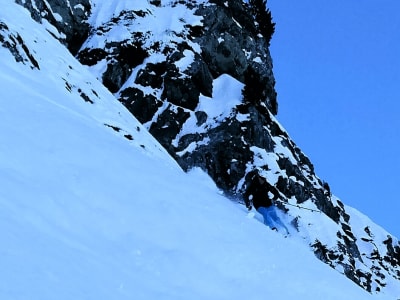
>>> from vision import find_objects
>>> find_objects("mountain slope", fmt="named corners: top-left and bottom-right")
top-left (71, 0), bottom-right (400, 294)
top-left (0, 2), bottom-right (385, 299)
top-left (2, 0), bottom-right (400, 298)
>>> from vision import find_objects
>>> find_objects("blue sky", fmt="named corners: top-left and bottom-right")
top-left (268, 1), bottom-right (400, 238)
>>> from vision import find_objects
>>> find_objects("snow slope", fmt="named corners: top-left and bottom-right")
top-left (0, 1), bottom-right (397, 299)
top-left (76, 0), bottom-right (400, 294)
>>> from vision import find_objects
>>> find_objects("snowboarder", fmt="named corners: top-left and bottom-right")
top-left (244, 173), bottom-right (289, 235)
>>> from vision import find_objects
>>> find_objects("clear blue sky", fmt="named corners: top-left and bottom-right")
top-left (268, 1), bottom-right (400, 238)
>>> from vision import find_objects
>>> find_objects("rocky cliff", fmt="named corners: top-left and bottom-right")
top-left (10, 0), bottom-right (400, 295)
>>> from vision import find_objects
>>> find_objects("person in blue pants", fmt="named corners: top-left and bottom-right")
top-left (244, 172), bottom-right (289, 235)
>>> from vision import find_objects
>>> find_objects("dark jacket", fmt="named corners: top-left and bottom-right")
top-left (245, 178), bottom-right (280, 210)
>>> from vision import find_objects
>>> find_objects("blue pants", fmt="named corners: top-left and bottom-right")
top-left (257, 206), bottom-right (289, 234)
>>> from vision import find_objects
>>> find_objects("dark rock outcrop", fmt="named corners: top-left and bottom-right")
top-left (15, 0), bottom-right (91, 54)
top-left (0, 21), bottom-right (40, 69)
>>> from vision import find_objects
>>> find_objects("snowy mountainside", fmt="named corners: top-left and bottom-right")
top-left (0, 2), bottom-right (387, 299)
top-left (0, 2), bottom-right (170, 164)
top-left (72, 0), bottom-right (400, 294)
top-left (3, 0), bottom-right (400, 297)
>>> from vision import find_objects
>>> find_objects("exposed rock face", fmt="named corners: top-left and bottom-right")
top-left (15, 0), bottom-right (400, 294)
top-left (15, 0), bottom-right (91, 54)
top-left (0, 21), bottom-right (40, 69)
top-left (77, 0), bottom-right (278, 190)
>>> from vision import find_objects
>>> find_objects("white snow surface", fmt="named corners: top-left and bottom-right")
top-left (0, 1), bottom-right (398, 299)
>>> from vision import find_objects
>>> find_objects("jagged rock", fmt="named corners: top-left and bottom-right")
top-left (161, 62), bottom-right (201, 110)
top-left (149, 105), bottom-right (191, 154)
top-left (0, 22), bottom-right (40, 69)
top-left (120, 88), bottom-right (162, 124)
top-left (190, 55), bottom-right (214, 97)
top-left (135, 62), bottom-right (167, 90)
top-left (15, 0), bottom-right (91, 54)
